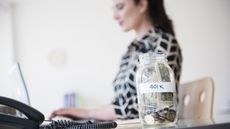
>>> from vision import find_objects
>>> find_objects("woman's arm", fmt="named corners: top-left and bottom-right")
top-left (49, 105), bottom-right (117, 121)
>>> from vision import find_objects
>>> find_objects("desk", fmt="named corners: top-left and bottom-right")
top-left (115, 116), bottom-right (230, 129)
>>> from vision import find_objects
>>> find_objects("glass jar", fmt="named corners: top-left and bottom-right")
top-left (136, 52), bottom-right (178, 128)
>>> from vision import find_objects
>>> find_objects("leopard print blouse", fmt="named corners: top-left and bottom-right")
top-left (112, 28), bottom-right (182, 119)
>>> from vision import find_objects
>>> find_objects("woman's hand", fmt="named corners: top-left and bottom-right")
top-left (49, 108), bottom-right (91, 120)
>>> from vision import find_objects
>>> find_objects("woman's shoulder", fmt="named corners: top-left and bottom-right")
top-left (147, 28), bottom-right (180, 47)
top-left (140, 28), bottom-right (181, 56)
top-left (153, 27), bottom-right (176, 42)
top-left (128, 27), bottom-right (180, 53)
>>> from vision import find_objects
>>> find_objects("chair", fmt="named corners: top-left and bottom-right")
top-left (178, 77), bottom-right (215, 122)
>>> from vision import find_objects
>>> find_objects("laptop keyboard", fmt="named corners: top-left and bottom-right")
top-left (39, 120), bottom-right (117, 129)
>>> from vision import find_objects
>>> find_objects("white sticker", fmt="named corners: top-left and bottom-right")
top-left (139, 82), bottom-right (175, 94)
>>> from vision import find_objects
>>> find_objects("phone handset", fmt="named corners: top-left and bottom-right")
top-left (0, 96), bottom-right (44, 124)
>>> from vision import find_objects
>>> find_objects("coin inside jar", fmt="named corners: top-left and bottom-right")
top-left (167, 109), bottom-right (176, 122)
top-left (144, 114), bottom-right (155, 125)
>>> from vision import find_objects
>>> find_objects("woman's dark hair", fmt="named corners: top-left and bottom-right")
top-left (134, 0), bottom-right (175, 36)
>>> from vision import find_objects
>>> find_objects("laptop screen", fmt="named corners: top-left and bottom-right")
top-left (8, 63), bottom-right (31, 105)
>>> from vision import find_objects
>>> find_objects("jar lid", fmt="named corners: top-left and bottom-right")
top-left (139, 52), bottom-right (167, 65)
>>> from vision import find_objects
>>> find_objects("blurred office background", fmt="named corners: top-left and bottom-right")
top-left (0, 0), bottom-right (230, 120)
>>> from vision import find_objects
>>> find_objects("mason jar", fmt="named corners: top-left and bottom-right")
top-left (136, 52), bottom-right (178, 128)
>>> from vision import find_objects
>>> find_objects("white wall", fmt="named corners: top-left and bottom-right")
top-left (165, 0), bottom-right (230, 120)
top-left (11, 0), bottom-right (134, 118)
top-left (8, 0), bottom-right (230, 119)
top-left (0, 0), bottom-right (14, 96)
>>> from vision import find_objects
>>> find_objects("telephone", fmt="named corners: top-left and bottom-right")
top-left (0, 96), bottom-right (117, 129)
top-left (0, 96), bottom-right (44, 129)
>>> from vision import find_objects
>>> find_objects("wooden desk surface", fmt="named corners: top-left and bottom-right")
top-left (114, 117), bottom-right (230, 129)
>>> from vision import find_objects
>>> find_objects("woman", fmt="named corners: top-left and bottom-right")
top-left (50, 0), bottom-right (182, 120)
